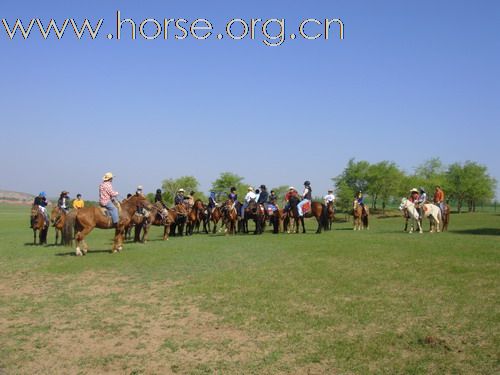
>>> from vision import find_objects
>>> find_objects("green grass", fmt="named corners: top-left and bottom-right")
top-left (0, 203), bottom-right (498, 374)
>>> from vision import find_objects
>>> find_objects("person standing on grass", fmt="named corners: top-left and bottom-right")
top-left (434, 185), bottom-right (445, 213)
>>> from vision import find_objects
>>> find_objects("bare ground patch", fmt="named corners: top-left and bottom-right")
top-left (0, 271), bottom-right (291, 374)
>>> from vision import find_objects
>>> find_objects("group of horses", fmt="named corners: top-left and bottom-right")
top-left (30, 194), bottom-right (335, 255)
top-left (28, 194), bottom-right (449, 255)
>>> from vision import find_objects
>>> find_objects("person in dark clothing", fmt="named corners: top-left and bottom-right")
top-left (228, 187), bottom-right (238, 202)
top-left (32, 192), bottom-right (49, 228)
top-left (207, 191), bottom-right (218, 220)
top-left (155, 189), bottom-right (167, 208)
top-left (269, 190), bottom-right (278, 205)
top-left (257, 185), bottom-right (269, 204)
top-left (57, 191), bottom-right (70, 212)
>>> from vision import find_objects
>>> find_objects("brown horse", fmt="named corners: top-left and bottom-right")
top-left (288, 196), bottom-right (329, 234)
top-left (169, 203), bottom-right (188, 237)
top-left (134, 202), bottom-right (175, 242)
top-left (326, 201), bottom-right (335, 230)
top-left (208, 206), bottom-right (223, 234)
top-left (440, 203), bottom-right (450, 231)
top-left (30, 205), bottom-right (48, 245)
top-left (221, 200), bottom-right (238, 235)
top-left (186, 199), bottom-right (205, 235)
top-left (353, 200), bottom-right (369, 230)
top-left (240, 201), bottom-right (265, 235)
top-left (264, 204), bottom-right (282, 234)
top-left (73, 195), bottom-right (152, 255)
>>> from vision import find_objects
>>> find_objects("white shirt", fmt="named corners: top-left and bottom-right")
top-left (245, 191), bottom-right (257, 203)
top-left (324, 194), bottom-right (335, 203)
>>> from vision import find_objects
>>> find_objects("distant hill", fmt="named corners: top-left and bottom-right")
top-left (0, 190), bottom-right (35, 205)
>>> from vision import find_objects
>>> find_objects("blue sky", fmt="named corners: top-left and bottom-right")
top-left (1, 1), bottom-right (499, 200)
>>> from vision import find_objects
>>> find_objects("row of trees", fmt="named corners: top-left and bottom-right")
top-left (333, 158), bottom-right (497, 213)
top-left (148, 158), bottom-right (496, 215)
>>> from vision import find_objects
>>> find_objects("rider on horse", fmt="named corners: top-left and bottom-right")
top-left (57, 191), bottom-right (70, 213)
top-left (324, 189), bottom-right (335, 206)
top-left (297, 181), bottom-right (312, 217)
top-left (257, 185), bottom-right (269, 213)
top-left (207, 191), bottom-right (218, 220)
top-left (185, 191), bottom-right (195, 209)
top-left (135, 185), bottom-right (145, 197)
top-left (174, 188), bottom-right (185, 205)
top-left (284, 187), bottom-right (298, 213)
top-left (99, 172), bottom-right (119, 227)
top-left (355, 191), bottom-right (367, 215)
top-left (32, 191), bottom-right (49, 228)
top-left (409, 188), bottom-right (421, 217)
top-left (241, 186), bottom-right (256, 219)
top-left (155, 189), bottom-right (167, 208)
top-left (228, 187), bottom-right (238, 210)
top-left (434, 185), bottom-right (445, 214)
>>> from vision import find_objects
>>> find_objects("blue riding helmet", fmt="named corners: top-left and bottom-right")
top-left (39, 192), bottom-right (46, 197)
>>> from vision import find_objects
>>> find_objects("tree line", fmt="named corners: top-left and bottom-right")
top-left (149, 158), bottom-right (496, 214)
top-left (333, 158), bottom-right (497, 214)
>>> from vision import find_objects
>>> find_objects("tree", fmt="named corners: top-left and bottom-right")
top-left (412, 157), bottom-right (446, 192)
top-left (333, 158), bottom-right (370, 194)
top-left (211, 172), bottom-right (246, 200)
top-left (162, 176), bottom-right (200, 205)
top-left (333, 179), bottom-right (355, 214)
top-left (366, 161), bottom-right (405, 212)
top-left (446, 161), bottom-right (497, 212)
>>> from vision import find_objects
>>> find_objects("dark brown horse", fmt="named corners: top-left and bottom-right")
top-left (50, 207), bottom-right (75, 246)
top-left (288, 196), bottom-right (329, 234)
top-left (72, 195), bottom-right (152, 255)
top-left (326, 201), bottom-right (335, 230)
top-left (30, 205), bottom-right (48, 245)
top-left (240, 201), bottom-right (265, 235)
top-left (169, 203), bottom-right (188, 237)
top-left (440, 203), bottom-right (450, 232)
top-left (186, 199), bottom-right (206, 235)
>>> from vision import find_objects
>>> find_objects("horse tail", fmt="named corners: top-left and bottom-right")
top-left (62, 211), bottom-right (76, 247)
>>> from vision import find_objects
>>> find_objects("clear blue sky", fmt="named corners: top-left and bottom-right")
top-left (1, 0), bottom-right (499, 200)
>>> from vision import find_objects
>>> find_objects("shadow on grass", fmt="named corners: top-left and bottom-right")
top-left (451, 228), bottom-right (500, 236)
top-left (55, 249), bottom-right (112, 256)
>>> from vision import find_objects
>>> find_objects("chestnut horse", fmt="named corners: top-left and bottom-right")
top-left (208, 206), bottom-right (223, 234)
top-left (186, 199), bottom-right (205, 235)
top-left (353, 200), bottom-right (369, 230)
top-left (73, 195), bottom-right (151, 255)
top-left (288, 196), bottom-right (329, 234)
top-left (30, 205), bottom-right (48, 245)
top-left (240, 201), bottom-right (264, 235)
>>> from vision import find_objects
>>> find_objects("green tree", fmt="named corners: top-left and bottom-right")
top-left (162, 176), bottom-right (200, 205)
top-left (333, 158), bottom-right (371, 193)
top-left (211, 172), bottom-right (246, 200)
top-left (333, 179), bottom-right (355, 214)
top-left (411, 157), bottom-right (446, 193)
top-left (446, 161), bottom-right (497, 213)
top-left (366, 161), bottom-right (405, 212)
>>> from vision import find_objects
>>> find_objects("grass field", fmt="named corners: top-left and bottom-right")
top-left (0, 204), bottom-right (499, 374)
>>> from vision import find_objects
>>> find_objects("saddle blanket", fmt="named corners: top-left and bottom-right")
top-left (302, 201), bottom-right (311, 214)
top-left (267, 204), bottom-right (278, 215)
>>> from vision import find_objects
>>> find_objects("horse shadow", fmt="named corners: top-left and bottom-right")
top-left (55, 249), bottom-right (114, 256)
top-left (451, 228), bottom-right (500, 236)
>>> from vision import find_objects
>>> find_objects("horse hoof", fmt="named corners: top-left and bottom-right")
top-left (118, 246), bottom-right (123, 252)
top-left (75, 247), bottom-right (82, 256)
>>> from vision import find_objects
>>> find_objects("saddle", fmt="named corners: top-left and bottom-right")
top-left (99, 201), bottom-right (122, 218)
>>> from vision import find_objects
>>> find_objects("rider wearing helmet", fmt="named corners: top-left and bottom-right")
top-left (32, 191), bottom-right (49, 228)
top-left (297, 181), bottom-right (312, 217)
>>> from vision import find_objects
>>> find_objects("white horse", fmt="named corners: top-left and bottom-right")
top-left (399, 198), bottom-right (441, 233)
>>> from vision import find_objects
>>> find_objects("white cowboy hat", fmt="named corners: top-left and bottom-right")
top-left (247, 186), bottom-right (254, 191)
top-left (410, 188), bottom-right (418, 193)
top-left (137, 185), bottom-right (143, 190)
top-left (178, 188), bottom-right (185, 193)
top-left (102, 172), bottom-right (114, 181)
top-left (288, 186), bottom-right (296, 191)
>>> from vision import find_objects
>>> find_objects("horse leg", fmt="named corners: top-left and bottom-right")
top-left (75, 226), bottom-right (93, 256)
top-left (316, 217), bottom-right (322, 234)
